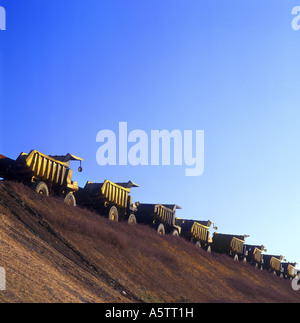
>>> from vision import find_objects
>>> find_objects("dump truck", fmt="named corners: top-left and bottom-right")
top-left (262, 255), bottom-right (284, 275)
top-left (135, 203), bottom-right (182, 236)
top-left (0, 150), bottom-right (83, 206)
top-left (211, 233), bottom-right (248, 261)
top-left (176, 219), bottom-right (216, 251)
top-left (74, 180), bottom-right (139, 223)
top-left (243, 244), bottom-right (265, 268)
top-left (280, 262), bottom-right (297, 279)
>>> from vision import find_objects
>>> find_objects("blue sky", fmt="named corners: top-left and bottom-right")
top-left (0, 0), bottom-right (300, 268)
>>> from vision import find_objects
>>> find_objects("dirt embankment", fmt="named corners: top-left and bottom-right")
top-left (0, 181), bottom-right (299, 303)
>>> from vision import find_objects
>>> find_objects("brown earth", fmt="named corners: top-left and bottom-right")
top-left (0, 181), bottom-right (299, 303)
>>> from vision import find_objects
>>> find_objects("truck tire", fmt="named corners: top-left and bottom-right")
top-left (195, 241), bottom-right (201, 248)
top-left (128, 214), bottom-right (137, 225)
top-left (157, 223), bottom-right (165, 235)
top-left (32, 181), bottom-right (49, 196)
top-left (64, 192), bottom-right (76, 207)
top-left (108, 206), bottom-right (119, 222)
top-left (171, 229), bottom-right (179, 237)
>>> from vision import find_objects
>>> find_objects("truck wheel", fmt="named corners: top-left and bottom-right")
top-left (128, 214), bottom-right (137, 225)
top-left (172, 229), bottom-right (179, 237)
top-left (157, 223), bottom-right (165, 235)
top-left (64, 192), bottom-right (76, 207)
top-left (195, 241), bottom-right (201, 248)
top-left (32, 181), bottom-right (49, 196)
top-left (108, 206), bottom-right (119, 222)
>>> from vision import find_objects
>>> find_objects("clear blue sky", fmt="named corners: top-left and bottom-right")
top-left (0, 0), bottom-right (300, 268)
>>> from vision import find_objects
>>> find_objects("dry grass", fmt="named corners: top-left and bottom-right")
top-left (0, 181), bottom-right (299, 303)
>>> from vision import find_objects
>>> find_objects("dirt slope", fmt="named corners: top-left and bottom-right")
top-left (0, 181), bottom-right (299, 303)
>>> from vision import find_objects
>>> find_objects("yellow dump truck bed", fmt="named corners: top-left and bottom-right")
top-left (136, 203), bottom-right (182, 234)
top-left (270, 257), bottom-right (282, 272)
top-left (176, 219), bottom-right (212, 244)
top-left (137, 204), bottom-right (179, 226)
top-left (191, 222), bottom-right (210, 242)
top-left (230, 237), bottom-right (245, 255)
top-left (253, 248), bottom-right (263, 263)
top-left (83, 180), bottom-right (131, 209)
top-left (75, 180), bottom-right (138, 211)
top-left (0, 150), bottom-right (82, 191)
top-left (263, 255), bottom-right (283, 272)
top-left (154, 204), bottom-right (177, 226)
top-left (212, 233), bottom-right (246, 255)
